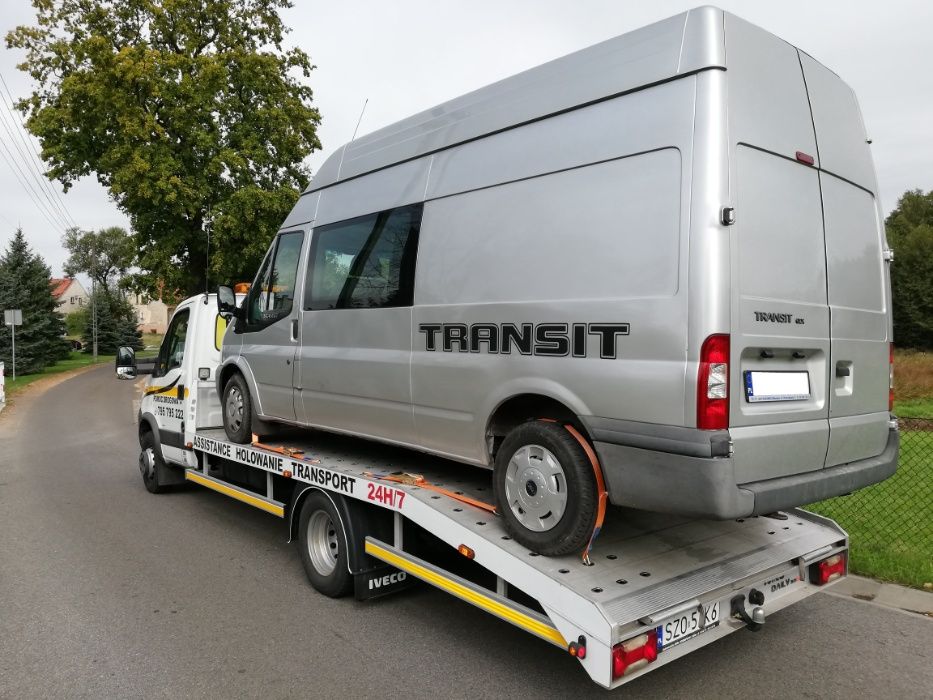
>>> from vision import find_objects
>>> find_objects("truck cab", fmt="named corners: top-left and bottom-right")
top-left (118, 293), bottom-right (237, 486)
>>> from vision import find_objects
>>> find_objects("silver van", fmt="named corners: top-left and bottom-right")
top-left (216, 6), bottom-right (899, 555)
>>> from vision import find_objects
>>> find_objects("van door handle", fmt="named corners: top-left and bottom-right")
top-left (291, 319), bottom-right (299, 341)
top-left (836, 365), bottom-right (850, 377)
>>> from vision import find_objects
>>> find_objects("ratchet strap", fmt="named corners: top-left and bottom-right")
top-left (562, 424), bottom-right (609, 566)
top-left (365, 471), bottom-right (499, 515)
top-left (252, 424), bottom-right (607, 563)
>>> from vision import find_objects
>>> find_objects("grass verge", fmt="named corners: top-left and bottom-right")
top-left (2, 351), bottom-right (115, 399)
top-left (138, 332), bottom-right (164, 358)
top-left (806, 429), bottom-right (933, 589)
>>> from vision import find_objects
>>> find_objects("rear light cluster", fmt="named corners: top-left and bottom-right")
top-left (697, 334), bottom-right (730, 430)
top-left (889, 343), bottom-right (895, 412)
top-left (810, 552), bottom-right (846, 585)
top-left (612, 630), bottom-right (658, 679)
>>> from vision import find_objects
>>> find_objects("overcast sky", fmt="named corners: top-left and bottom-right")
top-left (0, 0), bottom-right (930, 277)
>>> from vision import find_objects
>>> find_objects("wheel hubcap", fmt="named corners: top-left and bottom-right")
top-left (503, 444), bottom-right (568, 532)
top-left (307, 510), bottom-right (339, 576)
top-left (139, 447), bottom-right (155, 480)
top-left (226, 386), bottom-right (244, 432)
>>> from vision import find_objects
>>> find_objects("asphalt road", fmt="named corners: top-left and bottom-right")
top-left (1, 365), bottom-right (931, 699)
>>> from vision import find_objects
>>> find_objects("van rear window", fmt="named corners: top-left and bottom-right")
top-left (305, 203), bottom-right (422, 310)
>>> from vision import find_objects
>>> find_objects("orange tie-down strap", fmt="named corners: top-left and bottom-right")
top-left (563, 424), bottom-right (609, 566)
top-left (364, 471), bottom-right (499, 515)
top-left (252, 424), bottom-right (608, 562)
top-left (252, 436), bottom-right (310, 460)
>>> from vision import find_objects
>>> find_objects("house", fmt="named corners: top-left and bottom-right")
top-left (50, 277), bottom-right (90, 314)
top-left (129, 293), bottom-right (171, 334)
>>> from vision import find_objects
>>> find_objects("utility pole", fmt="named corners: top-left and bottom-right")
top-left (91, 280), bottom-right (98, 363)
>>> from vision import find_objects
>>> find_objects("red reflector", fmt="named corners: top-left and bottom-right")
top-left (568, 636), bottom-right (587, 659)
top-left (612, 630), bottom-right (658, 679)
top-left (697, 334), bottom-right (730, 430)
top-left (817, 553), bottom-right (846, 584)
top-left (795, 151), bottom-right (815, 165)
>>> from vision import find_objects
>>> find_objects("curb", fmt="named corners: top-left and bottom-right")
top-left (826, 574), bottom-right (933, 617)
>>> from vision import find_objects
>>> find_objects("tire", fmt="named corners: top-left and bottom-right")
top-left (139, 431), bottom-right (168, 494)
top-left (494, 420), bottom-right (598, 556)
top-left (296, 491), bottom-right (353, 597)
top-left (222, 373), bottom-right (253, 444)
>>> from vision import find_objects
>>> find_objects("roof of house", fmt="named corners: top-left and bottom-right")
top-left (50, 277), bottom-right (74, 298)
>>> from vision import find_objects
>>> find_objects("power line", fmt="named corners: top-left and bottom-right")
top-left (0, 138), bottom-right (64, 234)
top-left (0, 114), bottom-right (71, 232)
top-left (0, 72), bottom-right (80, 230)
top-left (0, 89), bottom-right (74, 231)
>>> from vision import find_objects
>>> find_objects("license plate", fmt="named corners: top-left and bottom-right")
top-left (657, 602), bottom-right (720, 649)
top-left (744, 371), bottom-right (810, 402)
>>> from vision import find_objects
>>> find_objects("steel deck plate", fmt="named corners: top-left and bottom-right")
top-left (195, 428), bottom-right (845, 628)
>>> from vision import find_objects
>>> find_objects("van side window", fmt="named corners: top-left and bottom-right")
top-left (305, 203), bottom-right (422, 311)
top-left (156, 308), bottom-right (190, 377)
top-left (246, 231), bottom-right (304, 326)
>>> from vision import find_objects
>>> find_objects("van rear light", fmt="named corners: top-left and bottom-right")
top-left (810, 553), bottom-right (846, 585)
top-left (889, 343), bottom-right (895, 412)
top-left (612, 630), bottom-right (658, 679)
top-left (697, 334), bottom-right (730, 430)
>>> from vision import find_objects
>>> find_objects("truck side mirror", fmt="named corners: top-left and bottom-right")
top-left (115, 346), bottom-right (136, 380)
top-left (217, 285), bottom-right (238, 318)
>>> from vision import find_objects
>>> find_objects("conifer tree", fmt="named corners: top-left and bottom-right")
top-left (82, 287), bottom-right (143, 354)
top-left (0, 229), bottom-right (69, 374)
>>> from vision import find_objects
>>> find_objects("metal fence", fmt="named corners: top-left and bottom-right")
top-left (806, 418), bottom-right (933, 588)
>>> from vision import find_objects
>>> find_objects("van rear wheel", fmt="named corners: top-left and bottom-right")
top-left (222, 373), bottom-right (253, 444)
top-left (494, 421), bottom-right (598, 556)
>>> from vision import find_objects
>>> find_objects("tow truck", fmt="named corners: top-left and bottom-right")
top-left (117, 293), bottom-right (852, 689)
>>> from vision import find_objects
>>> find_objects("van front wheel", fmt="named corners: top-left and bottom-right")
top-left (222, 373), bottom-right (253, 444)
top-left (494, 421), bottom-right (598, 556)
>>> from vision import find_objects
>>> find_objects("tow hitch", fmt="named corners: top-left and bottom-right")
top-left (731, 589), bottom-right (766, 631)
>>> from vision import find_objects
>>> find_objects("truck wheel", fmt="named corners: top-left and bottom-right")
top-left (222, 373), bottom-right (253, 444)
top-left (139, 431), bottom-right (168, 494)
top-left (494, 421), bottom-right (598, 556)
top-left (297, 491), bottom-right (353, 597)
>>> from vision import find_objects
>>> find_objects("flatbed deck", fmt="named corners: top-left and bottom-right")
top-left (190, 428), bottom-right (848, 688)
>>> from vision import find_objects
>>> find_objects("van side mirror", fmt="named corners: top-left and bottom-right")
top-left (217, 285), bottom-right (238, 318)
top-left (115, 346), bottom-right (136, 380)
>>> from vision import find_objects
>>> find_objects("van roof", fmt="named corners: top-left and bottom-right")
top-left (307, 6), bottom-right (727, 193)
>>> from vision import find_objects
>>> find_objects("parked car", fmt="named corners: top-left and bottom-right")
top-left (216, 7), bottom-right (899, 555)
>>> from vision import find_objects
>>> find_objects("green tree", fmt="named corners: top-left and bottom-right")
top-left (8, 0), bottom-right (321, 296)
top-left (65, 307), bottom-right (88, 337)
top-left (0, 229), bottom-right (70, 374)
top-left (885, 189), bottom-right (933, 349)
top-left (82, 287), bottom-right (143, 354)
top-left (63, 226), bottom-right (136, 290)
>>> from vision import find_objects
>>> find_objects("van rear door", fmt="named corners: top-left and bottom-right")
top-left (800, 55), bottom-right (891, 467)
top-left (730, 146), bottom-right (830, 482)
top-left (725, 15), bottom-right (831, 483)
